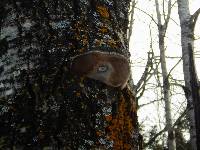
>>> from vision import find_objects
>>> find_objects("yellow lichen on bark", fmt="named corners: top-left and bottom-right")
top-left (96, 5), bottom-right (110, 18)
top-left (99, 26), bottom-right (108, 33)
top-left (105, 114), bottom-right (112, 122)
top-left (72, 21), bottom-right (89, 53)
top-left (107, 39), bottom-right (118, 48)
top-left (79, 47), bottom-right (85, 53)
top-left (94, 39), bottom-right (105, 46)
top-left (81, 35), bottom-right (89, 46)
top-left (76, 92), bottom-right (81, 97)
top-left (104, 93), bottom-right (136, 150)
top-left (96, 131), bottom-right (103, 137)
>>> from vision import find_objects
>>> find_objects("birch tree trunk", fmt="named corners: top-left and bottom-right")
top-left (178, 0), bottom-right (200, 149)
top-left (0, 0), bottom-right (139, 149)
top-left (155, 0), bottom-right (176, 149)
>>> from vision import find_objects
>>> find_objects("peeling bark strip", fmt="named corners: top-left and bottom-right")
top-left (0, 0), bottom-right (139, 149)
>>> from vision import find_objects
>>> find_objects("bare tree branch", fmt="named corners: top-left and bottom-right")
top-left (171, 83), bottom-right (184, 88)
top-left (166, 56), bottom-right (182, 80)
top-left (191, 7), bottom-right (200, 30)
top-left (155, 0), bottom-right (162, 26)
top-left (136, 52), bottom-right (153, 91)
top-left (136, 22), bottom-right (160, 100)
top-left (163, 0), bottom-right (171, 29)
top-left (139, 98), bottom-right (162, 108)
top-left (135, 7), bottom-right (158, 25)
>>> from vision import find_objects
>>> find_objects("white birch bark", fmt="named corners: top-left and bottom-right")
top-left (177, 0), bottom-right (200, 149)
top-left (155, 0), bottom-right (176, 149)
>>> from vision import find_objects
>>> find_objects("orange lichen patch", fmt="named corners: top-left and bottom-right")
top-left (81, 37), bottom-right (89, 46)
top-left (107, 39), bottom-right (118, 48)
top-left (72, 21), bottom-right (89, 48)
top-left (96, 131), bottom-right (103, 136)
top-left (79, 48), bottom-right (85, 53)
top-left (99, 26), bottom-right (108, 33)
top-left (105, 94), bottom-right (136, 150)
top-left (96, 5), bottom-right (110, 18)
top-left (74, 21), bottom-right (81, 28)
top-left (76, 92), bottom-right (81, 97)
top-left (94, 39), bottom-right (105, 46)
top-left (105, 114), bottom-right (112, 122)
top-left (73, 32), bottom-right (81, 40)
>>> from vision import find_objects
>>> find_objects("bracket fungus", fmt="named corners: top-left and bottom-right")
top-left (71, 51), bottom-right (130, 89)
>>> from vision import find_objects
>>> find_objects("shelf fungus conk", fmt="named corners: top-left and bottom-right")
top-left (71, 51), bottom-right (130, 89)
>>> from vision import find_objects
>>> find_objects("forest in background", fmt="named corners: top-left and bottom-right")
top-left (128, 0), bottom-right (200, 149)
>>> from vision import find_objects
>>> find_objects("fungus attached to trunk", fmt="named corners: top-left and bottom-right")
top-left (71, 51), bottom-right (130, 89)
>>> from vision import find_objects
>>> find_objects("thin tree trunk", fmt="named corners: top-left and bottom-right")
top-left (178, 0), bottom-right (200, 149)
top-left (155, 0), bottom-right (176, 149)
top-left (127, 0), bottom-right (136, 43)
top-left (0, 0), bottom-right (139, 149)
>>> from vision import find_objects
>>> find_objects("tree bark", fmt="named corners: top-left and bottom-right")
top-left (178, 0), bottom-right (200, 149)
top-left (0, 0), bottom-right (139, 149)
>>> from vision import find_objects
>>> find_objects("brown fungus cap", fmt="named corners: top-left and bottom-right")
top-left (71, 51), bottom-right (130, 89)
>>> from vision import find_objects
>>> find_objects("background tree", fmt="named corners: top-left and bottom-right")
top-left (155, 0), bottom-right (176, 149)
top-left (178, 0), bottom-right (200, 149)
top-left (0, 0), bottom-right (139, 149)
